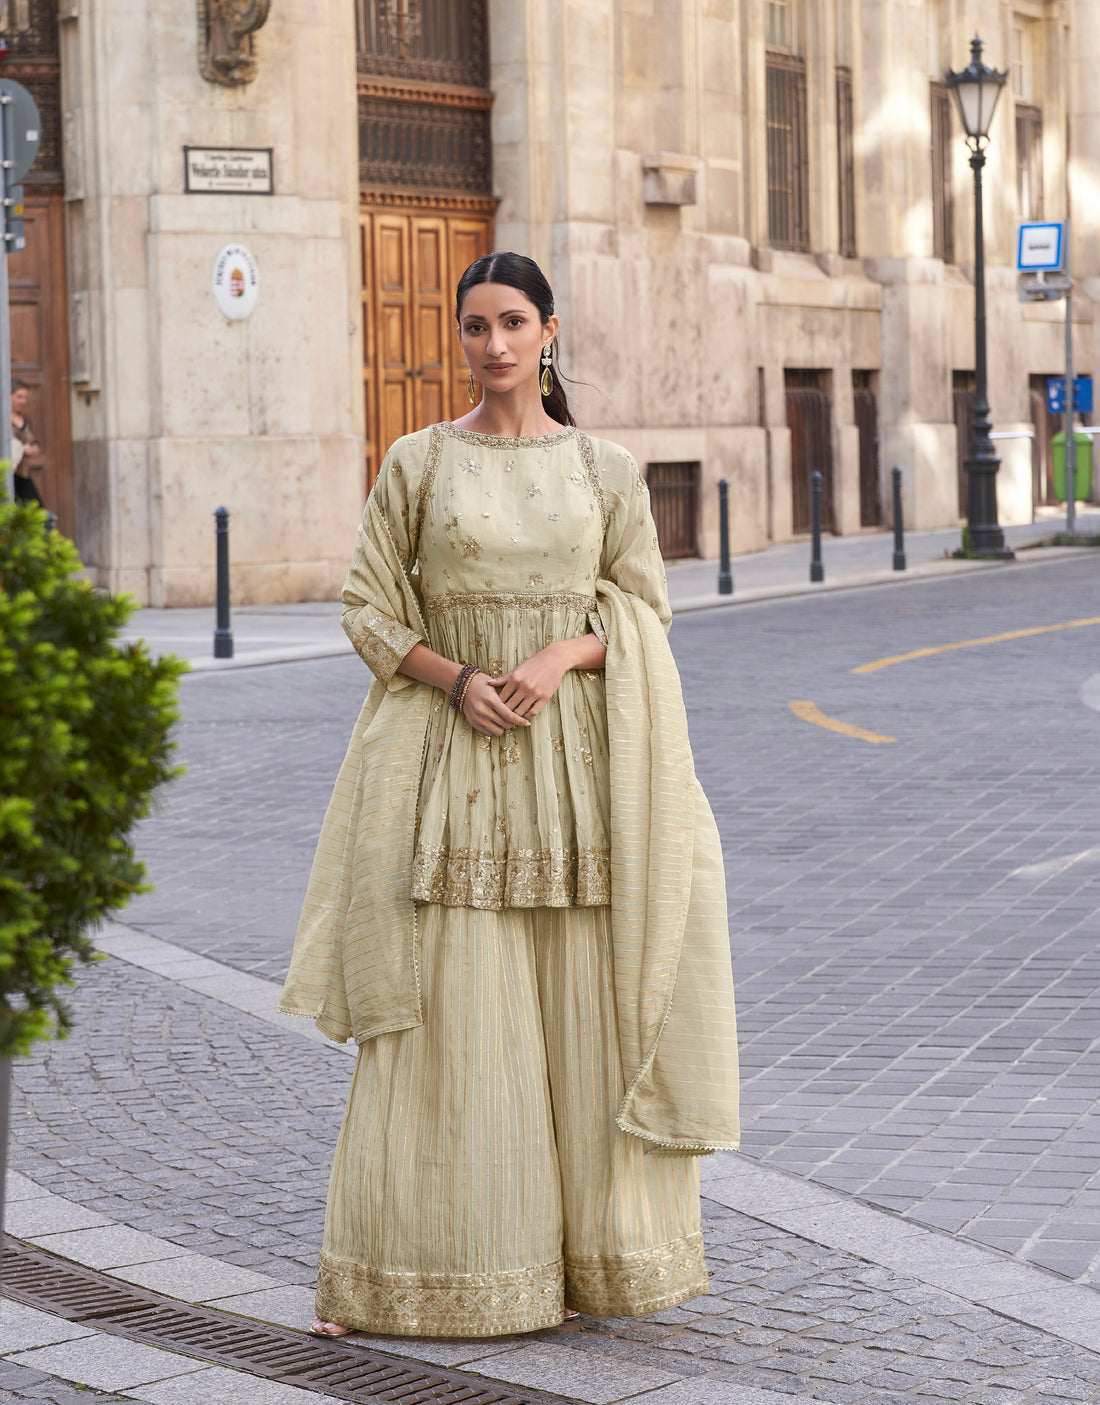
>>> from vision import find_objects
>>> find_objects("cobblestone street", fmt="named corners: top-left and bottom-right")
top-left (7, 552), bottom-right (1100, 1403)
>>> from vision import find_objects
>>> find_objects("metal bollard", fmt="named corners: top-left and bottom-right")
top-left (213, 506), bottom-right (234, 660)
top-left (809, 471), bottom-right (824, 583)
top-left (717, 477), bottom-right (733, 595)
top-left (891, 466), bottom-right (906, 572)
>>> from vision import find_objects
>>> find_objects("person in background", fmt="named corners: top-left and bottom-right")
top-left (12, 377), bottom-right (44, 506)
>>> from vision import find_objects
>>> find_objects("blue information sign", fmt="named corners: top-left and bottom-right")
top-left (1047, 377), bottom-right (1093, 414)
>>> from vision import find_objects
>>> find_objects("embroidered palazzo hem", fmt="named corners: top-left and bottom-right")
top-left (315, 1233), bottom-right (709, 1336)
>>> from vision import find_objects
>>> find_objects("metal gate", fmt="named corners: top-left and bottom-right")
top-left (853, 374), bottom-right (880, 526)
top-left (647, 461), bottom-right (700, 558)
top-left (786, 374), bottom-right (835, 534)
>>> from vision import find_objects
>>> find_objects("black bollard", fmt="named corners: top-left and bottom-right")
top-left (891, 466), bottom-right (906, 572)
top-left (809, 471), bottom-right (824, 583)
top-left (213, 506), bottom-right (234, 660)
top-left (717, 477), bottom-right (733, 595)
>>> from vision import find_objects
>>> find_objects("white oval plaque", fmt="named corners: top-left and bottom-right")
top-left (212, 243), bottom-right (259, 320)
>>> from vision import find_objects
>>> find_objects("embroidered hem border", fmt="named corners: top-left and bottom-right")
top-left (425, 590), bottom-right (598, 617)
top-left (411, 843), bottom-right (611, 908)
top-left (565, 1231), bottom-right (709, 1318)
top-left (315, 1233), bottom-right (708, 1336)
top-left (316, 1251), bottom-right (563, 1338)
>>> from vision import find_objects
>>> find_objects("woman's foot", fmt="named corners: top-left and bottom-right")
top-left (310, 1317), bottom-right (351, 1337)
top-left (564, 1309), bottom-right (580, 1320)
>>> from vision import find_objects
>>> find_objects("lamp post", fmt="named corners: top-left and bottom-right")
top-left (947, 37), bottom-right (1013, 559)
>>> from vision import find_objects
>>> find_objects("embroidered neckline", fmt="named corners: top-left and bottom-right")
top-left (441, 421), bottom-right (578, 449)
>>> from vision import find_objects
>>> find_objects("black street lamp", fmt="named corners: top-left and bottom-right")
top-left (947, 36), bottom-right (1013, 559)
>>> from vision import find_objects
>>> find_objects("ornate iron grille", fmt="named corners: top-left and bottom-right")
top-left (647, 462), bottom-right (700, 559)
top-left (356, 0), bottom-right (488, 87)
top-left (931, 81), bottom-right (955, 264)
top-left (765, 50), bottom-right (809, 252)
top-left (1016, 103), bottom-right (1043, 221)
top-left (359, 91), bottom-right (490, 193)
top-left (836, 66), bottom-right (856, 258)
top-left (0, 0), bottom-right (60, 181)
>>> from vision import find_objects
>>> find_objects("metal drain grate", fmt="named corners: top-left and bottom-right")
top-left (1, 1236), bottom-right (567, 1405)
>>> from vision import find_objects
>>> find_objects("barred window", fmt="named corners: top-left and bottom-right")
top-left (766, 51), bottom-right (810, 252)
top-left (837, 66), bottom-right (856, 258)
top-left (930, 80), bottom-right (955, 264)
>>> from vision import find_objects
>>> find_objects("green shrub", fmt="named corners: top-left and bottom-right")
top-left (0, 500), bottom-right (186, 1058)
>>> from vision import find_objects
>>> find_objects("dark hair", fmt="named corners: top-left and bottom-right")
top-left (11, 377), bottom-right (27, 394)
top-left (455, 251), bottom-right (575, 426)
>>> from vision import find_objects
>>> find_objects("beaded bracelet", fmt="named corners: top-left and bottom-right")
top-left (449, 663), bottom-right (481, 711)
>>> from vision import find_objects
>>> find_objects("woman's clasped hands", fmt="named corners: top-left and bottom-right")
top-left (460, 644), bottom-right (571, 736)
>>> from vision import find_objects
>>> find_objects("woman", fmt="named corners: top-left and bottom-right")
top-left (280, 251), bottom-right (740, 1339)
top-left (11, 378), bottom-right (44, 506)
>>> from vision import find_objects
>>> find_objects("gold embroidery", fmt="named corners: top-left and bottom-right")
top-left (390, 463), bottom-right (403, 477)
top-left (413, 424), bottom-right (445, 546)
top-left (441, 422), bottom-right (578, 449)
top-left (564, 1233), bottom-right (708, 1318)
top-left (568, 471), bottom-right (584, 485)
top-left (424, 591), bottom-right (598, 616)
top-left (527, 483), bottom-right (543, 498)
top-left (411, 843), bottom-right (612, 908)
top-left (528, 572), bottom-right (545, 586)
top-left (349, 614), bottom-right (422, 684)
top-left (467, 789), bottom-right (480, 805)
top-left (501, 742), bottom-right (520, 765)
top-left (317, 1251), bottom-right (564, 1339)
top-left (577, 433), bottom-right (611, 528)
top-left (489, 657), bottom-right (504, 675)
top-left (551, 734), bottom-right (565, 751)
top-left (573, 747), bottom-right (593, 766)
top-left (459, 457), bottom-right (480, 474)
top-left (459, 535), bottom-right (483, 559)
top-left (548, 512), bottom-right (560, 521)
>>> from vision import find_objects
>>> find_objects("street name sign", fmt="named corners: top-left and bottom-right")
top-left (1017, 221), bottom-right (1065, 272)
top-left (185, 146), bottom-right (274, 195)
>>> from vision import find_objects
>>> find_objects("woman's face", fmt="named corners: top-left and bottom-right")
top-left (457, 283), bottom-right (556, 396)
top-left (11, 388), bottom-right (27, 414)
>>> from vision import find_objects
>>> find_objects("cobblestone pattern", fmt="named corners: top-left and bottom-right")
top-left (12, 951), bottom-right (1100, 1403)
top-left (10, 957), bottom-right (347, 1279)
top-left (670, 559), bottom-right (1100, 1284)
top-left (565, 1197), bottom-right (1100, 1404)
top-left (0, 1362), bottom-right (133, 1404)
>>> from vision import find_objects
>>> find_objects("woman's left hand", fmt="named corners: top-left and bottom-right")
top-left (486, 643), bottom-right (571, 721)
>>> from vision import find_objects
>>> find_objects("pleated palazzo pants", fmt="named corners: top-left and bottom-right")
top-left (315, 901), bottom-right (709, 1337)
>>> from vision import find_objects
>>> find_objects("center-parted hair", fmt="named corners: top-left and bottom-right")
top-left (455, 252), bottom-right (575, 427)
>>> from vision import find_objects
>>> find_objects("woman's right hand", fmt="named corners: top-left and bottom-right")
top-left (461, 672), bottom-right (531, 736)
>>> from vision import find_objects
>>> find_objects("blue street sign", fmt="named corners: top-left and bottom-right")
top-left (1046, 376), bottom-right (1093, 414)
top-left (1018, 221), bottom-right (1065, 272)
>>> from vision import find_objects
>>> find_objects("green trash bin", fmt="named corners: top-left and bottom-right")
top-left (1052, 430), bottom-right (1091, 502)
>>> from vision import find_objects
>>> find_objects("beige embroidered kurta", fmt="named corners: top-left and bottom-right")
top-left (280, 420), bottom-right (740, 1158)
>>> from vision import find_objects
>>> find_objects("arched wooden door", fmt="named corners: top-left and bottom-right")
top-left (2, 0), bottom-right (73, 533)
top-left (356, 0), bottom-right (496, 489)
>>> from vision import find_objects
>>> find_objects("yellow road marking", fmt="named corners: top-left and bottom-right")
top-left (789, 700), bottom-right (896, 744)
top-left (853, 616), bottom-right (1100, 674)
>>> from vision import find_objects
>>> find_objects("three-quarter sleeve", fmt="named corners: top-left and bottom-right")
top-left (342, 445), bottom-right (427, 685)
top-left (597, 449), bottom-right (672, 635)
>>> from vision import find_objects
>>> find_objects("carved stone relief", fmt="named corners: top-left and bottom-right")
top-left (197, 0), bottom-right (271, 87)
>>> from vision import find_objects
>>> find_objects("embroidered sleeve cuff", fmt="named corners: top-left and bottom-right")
top-left (587, 609), bottom-right (608, 646)
top-left (350, 614), bottom-right (423, 684)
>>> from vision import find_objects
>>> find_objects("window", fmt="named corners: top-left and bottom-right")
top-left (766, 0), bottom-right (792, 51)
top-left (766, 51), bottom-right (809, 251)
top-left (1016, 103), bottom-right (1043, 220)
top-left (837, 66), bottom-right (856, 257)
top-left (930, 81), bottom-right (955, 264)
top-left (1011, 19), bottom-right (1034, 103)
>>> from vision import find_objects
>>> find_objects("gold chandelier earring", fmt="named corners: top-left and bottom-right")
top-left (540, 344), bottom-right (553, 397)
top-left (467, 369), bottom-right (476, 405)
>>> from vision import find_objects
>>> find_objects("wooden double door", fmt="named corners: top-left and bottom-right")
top-left (360, 207), bottom-right (493, 489)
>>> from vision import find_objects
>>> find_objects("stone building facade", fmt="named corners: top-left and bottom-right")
top-left (4, 0), bottom-right (1098, 602)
